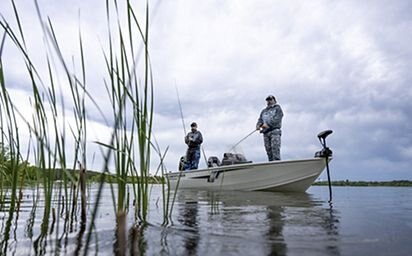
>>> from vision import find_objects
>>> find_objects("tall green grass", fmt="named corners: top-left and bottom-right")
top-left (0, 0), bottom-right (173, 254)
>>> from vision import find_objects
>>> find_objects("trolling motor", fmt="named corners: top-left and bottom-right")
top-left (315, 130), bottom-right (333, 203)
top-left (315, 130), bottom-right (333, 158)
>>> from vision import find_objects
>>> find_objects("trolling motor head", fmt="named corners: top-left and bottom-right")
top-left (318, 130), bottom-right (333, 141)
top-left (315, 129), bottom-right (333, 158)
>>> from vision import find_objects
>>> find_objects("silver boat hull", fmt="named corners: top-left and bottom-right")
top-left (166, 157), bottom-right (329, 192)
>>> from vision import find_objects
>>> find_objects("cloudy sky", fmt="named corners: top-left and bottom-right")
top-left (1, 0), bottom-right (411, 181)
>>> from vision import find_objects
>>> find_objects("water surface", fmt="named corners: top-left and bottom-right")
top-left (1, 185), bottom-right (411, 255)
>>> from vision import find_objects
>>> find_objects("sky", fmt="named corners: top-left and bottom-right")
top-left (1, 0), bottom-right (411, 181)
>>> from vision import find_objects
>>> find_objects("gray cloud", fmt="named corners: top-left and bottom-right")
top-left (1, 0), bottom-right (411, 181)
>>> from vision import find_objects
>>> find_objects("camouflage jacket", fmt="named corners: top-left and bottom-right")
top-left (256, 104), bottom-right (283, 134)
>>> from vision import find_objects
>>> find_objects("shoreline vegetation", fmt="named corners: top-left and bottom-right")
top-left (313, 180), bottom-right (412, 187)
top-left (0, 158), bottom-right (166, 185)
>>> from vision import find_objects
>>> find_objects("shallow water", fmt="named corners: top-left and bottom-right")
top-left (1, 185), bottom-right (411, 255)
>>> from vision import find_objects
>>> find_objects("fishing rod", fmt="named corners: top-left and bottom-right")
top-left (175, 83), bottom-right (188, 170)
top-left (175, 83), bottom-right (187, 136)
top-left (175, 83), bottom-right (208, 166)
top-left (228, 129), bottom-right (258, 152)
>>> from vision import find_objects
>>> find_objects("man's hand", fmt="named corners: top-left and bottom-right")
top-left (261, 123), bottom-right (269, 129)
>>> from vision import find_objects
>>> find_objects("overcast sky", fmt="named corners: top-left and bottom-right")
top-left (1, 0), bottom-right (411, 181)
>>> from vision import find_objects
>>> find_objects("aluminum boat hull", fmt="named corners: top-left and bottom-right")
top-left (166, 157), bottom-right (329, 192)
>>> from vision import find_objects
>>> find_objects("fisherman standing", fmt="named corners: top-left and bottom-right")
top-left (184, 122), bottom-right (203, 170)
top-left (256, 95), bottom-right (284, 161)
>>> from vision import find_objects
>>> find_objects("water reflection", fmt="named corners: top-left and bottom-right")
top-left (173, 190), bottom-right (341, 256)
top-left (177, 194), bottom-right (200, 255)
top-left (324, 205), bottom-right (340, 255)
top-left (1, 208), bottom-right (14, 255)
top-left (1, 185), bottom-right (342, 255)
top-left (265, 205), bottom-right (286, 255)
top-left (128, 223), bottom-right (146, 255)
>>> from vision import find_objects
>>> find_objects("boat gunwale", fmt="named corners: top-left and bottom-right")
top-left (166, 157), bottom-right (328, 176)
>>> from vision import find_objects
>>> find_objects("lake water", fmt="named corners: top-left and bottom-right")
top-left (1, 185), bottom-right (411, 255)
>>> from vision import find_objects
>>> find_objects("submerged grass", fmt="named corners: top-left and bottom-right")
top-left (0, 0), bottom-right (174, 254)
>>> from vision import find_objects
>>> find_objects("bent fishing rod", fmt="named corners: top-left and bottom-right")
top-left (228, 129), bottom-right (258, 152)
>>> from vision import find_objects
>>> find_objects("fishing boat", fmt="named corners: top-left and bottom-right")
top-left (166, 130), bottom-right (333, 193)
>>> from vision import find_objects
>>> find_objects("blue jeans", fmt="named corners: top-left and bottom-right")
top-left (184, 148), bottom-right (201, 170)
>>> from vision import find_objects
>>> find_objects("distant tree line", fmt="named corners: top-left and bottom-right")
top-left (1, 143), bottom-right (165, 185)
top-left (3, 164), bottom-right (165, 186)
top-left (314, 180), bottom-right (412, 187)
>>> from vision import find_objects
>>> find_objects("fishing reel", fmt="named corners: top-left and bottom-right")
top-left (315, 130), bottom-right (333, 158)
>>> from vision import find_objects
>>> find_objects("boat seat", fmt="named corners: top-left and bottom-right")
top-left (207, 156), bottom-right (221, 167)
top-left (221, 153), bottom-right (251, 165)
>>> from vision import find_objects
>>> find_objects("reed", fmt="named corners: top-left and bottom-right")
top-left (1, 0), bottom-right (173, 254)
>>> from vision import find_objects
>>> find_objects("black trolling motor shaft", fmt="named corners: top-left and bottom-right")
top-left (317, 130), bottom-right (333, 203)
